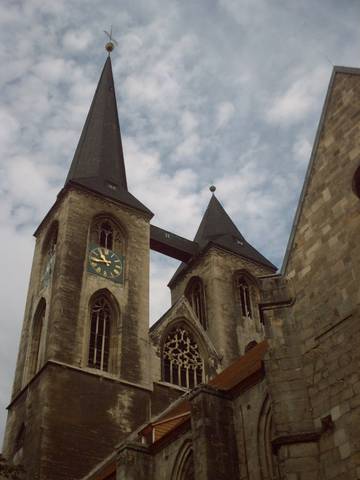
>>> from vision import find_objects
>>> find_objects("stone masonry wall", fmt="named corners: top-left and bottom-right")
top-left (171, 247), bottom-right (273, 368)
top-left (284, 69), bottom-right (360, 479)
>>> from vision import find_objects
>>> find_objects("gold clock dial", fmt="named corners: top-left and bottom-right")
top-left (88, 246), bottom-right (123, 281)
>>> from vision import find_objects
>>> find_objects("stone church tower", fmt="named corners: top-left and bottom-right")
top-left (2, 55), bottom-right (156, 479)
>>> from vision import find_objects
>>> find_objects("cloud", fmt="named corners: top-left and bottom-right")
top-left (215, 101), bottom-right (235, 129)
top-left (266, 66), bottom-right (329, 125)
top-left (62, 30), bottom-right (93, 52)
top-left (292, 136), bottom-right (312, 164)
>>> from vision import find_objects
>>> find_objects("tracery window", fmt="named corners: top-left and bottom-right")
top-left (236, 276), bottom-right (252, 318)
top-left (163, 326), bottom-right (204, 389)
top-left (185, 277), bottom-right (207, 329)
top-left (90, 217), bottom-right (125, 256)
top-left (98, 221), bottom-right (113, 250)
top-left (88, 296), bottom-right (111, 371)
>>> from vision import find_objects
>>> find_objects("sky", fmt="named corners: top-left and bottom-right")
top-left (0, 0), bottom-right (359, 444)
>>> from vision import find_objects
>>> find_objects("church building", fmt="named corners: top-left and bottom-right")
top-left (2, 41), bottom-right (360, 480)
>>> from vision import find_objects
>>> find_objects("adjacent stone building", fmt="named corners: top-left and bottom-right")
top-left (1, 49), bottom-right (360, 480)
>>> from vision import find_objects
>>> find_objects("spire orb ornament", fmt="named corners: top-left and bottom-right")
top-left (209, 185), bottom-right (216, 193)
top-left (104, 27), bottom-right (118, 54)
top-left (105, 41), bottom-right (115, 53)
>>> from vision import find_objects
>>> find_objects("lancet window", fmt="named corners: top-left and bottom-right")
top-left (14, 424), bottom-right (25, 454)
top-left (163, 326), bottom-right (204, 389)
top-left (98, 221), bottom-right (113, 250)
top-left (185, 277), bottom-right (207, 329)
top-left (179, 449), bottom-right (194, 480)
top-left (245, 340), bottom-right (258, 352)
top-left (41, 222), bottom-right (58, 288)
top-left (90, 217), bottom-right (125, 255)
top-left (88, 296), bottom-right (111, 371)
top-left (353, 165), bottom-right (360, 198)
top-left (43, 221), bottom-right (58, 257)
top-left (29, 299), bottom-right (46, 377)
top-left (236, 276), bottom-right (253, 318)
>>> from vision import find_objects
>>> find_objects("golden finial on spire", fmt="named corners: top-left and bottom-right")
top-left (104, 26), bottom-right (118, 54)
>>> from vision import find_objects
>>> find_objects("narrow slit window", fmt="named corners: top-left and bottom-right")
top-left (236, 277), bottom-right (252, 318)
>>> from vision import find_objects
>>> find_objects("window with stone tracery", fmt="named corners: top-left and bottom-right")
top-left (99, 221), bottom-right (113, 250)
top-left (162, 326), bottom-right (204, 389)
top-left (185, 277), bottom-right (207, 329)
top-left (90, 217), bottom-right (124, 254)
top-left (236, 276), bottom-right (253, 318)
top-left (88, 296), bottom-right (111, 371)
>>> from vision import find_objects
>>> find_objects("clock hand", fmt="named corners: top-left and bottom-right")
top-left (91, 257), bottom-right (111, 265)
top-left (99, 250), bottom-right (112, 266)
top-left (99, 251), bottom-right (107, 261)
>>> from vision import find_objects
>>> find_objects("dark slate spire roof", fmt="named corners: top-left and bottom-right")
top-left (65, 56), bottom-right (152, 216)
top-left (169, 194), bottom-right (276, 286)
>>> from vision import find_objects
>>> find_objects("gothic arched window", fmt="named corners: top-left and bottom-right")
top-left (245, 340), bottom-right (258, 353)
top-left (29, 299), bottom-right (46, 377)
top-left (14, 423), bottom-right (25, 454)
top-left (258, 396), bottom-right (279, 479)
top-left (41, 222), bottom-right (58, 288)
top-left (236, 276), bottom-right (252, 318)
top-left (88, 296), bottom-right (111, 371)
top-left (185, 277), bottom-right (207, 329)
top-left (172, 442), bottom-right (195, 480)
top-left (90, 216), bottom-right (125, 256)
top-left (163, 326), bottom-right (204, 389)
top-left (353, 165), bottom-right (360, 198)
top-left (99, 221), bottom-right (113, 250)
top-left (178, 449), bottom-right (194, 480)
top-left (42, 221), bottom-right (58, 256)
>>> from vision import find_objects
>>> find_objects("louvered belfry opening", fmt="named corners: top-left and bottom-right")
top-left (88, 296), bottom-right (111, 371)
top-left (163, 326), bottom-right (204, 389)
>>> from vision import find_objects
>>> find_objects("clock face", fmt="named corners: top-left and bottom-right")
top-left (88, 246), bottom-right (124, 283)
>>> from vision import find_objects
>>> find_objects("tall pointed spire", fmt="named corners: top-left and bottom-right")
top-left (169, 193), bottom-right (276, 286)
top-left (65, 56), bottom-right (152, 216)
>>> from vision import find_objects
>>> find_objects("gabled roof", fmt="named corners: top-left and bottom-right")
top-left (169, 194), bottom-right (276, 286)
top-left (65, 56), bottom-right (152, 216)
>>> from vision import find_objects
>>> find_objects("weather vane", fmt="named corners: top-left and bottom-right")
top-left (104, 26), bottom-right (118, 54)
